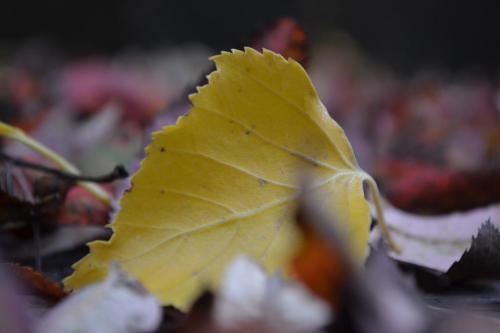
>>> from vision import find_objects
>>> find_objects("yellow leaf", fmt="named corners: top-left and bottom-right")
top-left (65, 48), bottom-right (387, 309)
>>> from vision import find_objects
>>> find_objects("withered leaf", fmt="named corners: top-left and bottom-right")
top-left (4, 264), bottom-right (68, 305)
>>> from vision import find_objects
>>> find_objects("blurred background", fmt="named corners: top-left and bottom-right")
top-left (0, 0), bottom-right (499, 217)
top-left (2, 0), bottom-right (499, 73)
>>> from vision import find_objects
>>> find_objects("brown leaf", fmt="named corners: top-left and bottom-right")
top-left (0, 160), bottom-right (74, 229)
top-left (4, 263), bottom-right (68, 305)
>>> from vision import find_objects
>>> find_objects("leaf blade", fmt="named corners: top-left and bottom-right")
top-left (65, 48), bottom-right (372, 309)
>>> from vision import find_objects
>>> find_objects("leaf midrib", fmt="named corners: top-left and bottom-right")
top-left (121, 170), bottom-right (365, 263)
top-left (219, 57), bottom-right (356, 169)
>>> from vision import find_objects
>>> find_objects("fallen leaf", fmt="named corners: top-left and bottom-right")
top-left (371, 200), bottom-right (500, 272)
top-left (0, 154), bottom-right (117, 229)
top-left (445, 220), bottom-right (500, 282)
top-left (37, 263), bottom-right (162, 333)
top-left (4, 264), bottom-right (68, 306)
top-left (57, 186), bottom-right (110, 226)
top-left (65, 48), bottom-right (385, 309)
top-left (0, 160), bottom-right (74, 236)
top-left (149, 18), bottom-right (308, 133)
top-left (376, 160), bottom-right (500, 214)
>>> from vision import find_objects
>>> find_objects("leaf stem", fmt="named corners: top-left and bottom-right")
top-left (366, 176), bottom-right (401, 253)
top-left (0, 122), bottom-right (113, 206)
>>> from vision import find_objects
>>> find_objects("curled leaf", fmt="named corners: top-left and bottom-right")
top-left (373, 201), bottom-right (500, 272)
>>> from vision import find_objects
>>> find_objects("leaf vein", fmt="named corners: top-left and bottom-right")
top-left (197, 106), bottom-right (341, 171)
top-left (164, 148), bottom-right (297, 189)
top-left (121, 171), bottom-right (355, 263)
top-left (222, 60), bottom-right (355, 169)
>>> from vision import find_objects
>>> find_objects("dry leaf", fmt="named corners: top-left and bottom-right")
top-left (5, 264), bottom-right (68, 305)
top-left (65, 48), bottom-right (383, 309)
top-left (371, 201), bottom-right (500, 272)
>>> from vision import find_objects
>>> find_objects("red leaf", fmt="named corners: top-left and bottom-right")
top-left (57, 186), bottom-right (110, 226)
top-left (251, 18), bottom-right (308, 66)
top-left (377, 160), bottom-right (500, 214)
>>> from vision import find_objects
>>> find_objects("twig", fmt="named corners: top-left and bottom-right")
top-left (0, 122), bottom-right (118, 205)
top-left (0, 151), bottom-right (128, 183)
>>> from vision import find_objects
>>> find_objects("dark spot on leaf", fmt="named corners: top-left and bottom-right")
top-left (160, 189), bottom-right (165, 195)
top-left (312, 161), bottom-right (320, 167)
top-left (160, 147), bottom-right (165, 152)
top-left (245, 130), bottom-right (251, 135)
top-left (258, 178), bottom-right (268, 187)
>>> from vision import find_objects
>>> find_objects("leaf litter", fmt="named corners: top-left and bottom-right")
top-left (1, 18), bottom-right (500, 332)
